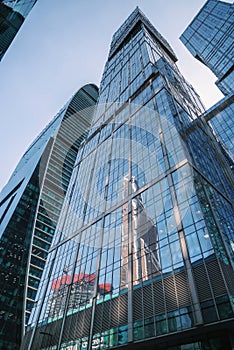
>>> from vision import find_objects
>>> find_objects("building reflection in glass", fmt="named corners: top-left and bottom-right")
top-left (48, 272), bottom-right (112, 319)
top-left (121, 176), bottom-right (160, 289)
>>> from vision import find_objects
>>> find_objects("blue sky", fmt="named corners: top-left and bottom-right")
top-left (0, 0), bottom-right (227, 191)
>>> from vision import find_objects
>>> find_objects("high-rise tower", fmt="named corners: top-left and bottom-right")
top-left (0, 84), bottom-right (98, 349)
top-left (180, 0), bottom-right (234, 160)
top-left (0, 0), bottom-right (37, 61)
top-left (23, 8), bottom-right (234, 350)
top-left (180, 0), bottom-right (233, 95)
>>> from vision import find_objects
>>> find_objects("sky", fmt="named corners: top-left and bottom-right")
top-left (0, 0), bottom-right (228, 191)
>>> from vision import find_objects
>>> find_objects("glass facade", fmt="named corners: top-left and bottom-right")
top-left (204, 94), bottom-right (234, 158)
top-left (180, 0), bottom-right (234, 170)
top-left (23, 8), bottom-right (234, 350)
top-left (0, 0), bottom-right (37, 61)
top-left (180, 0), bottom-right (234, 95)
top-left (0, 84), bottom-right (98, 349)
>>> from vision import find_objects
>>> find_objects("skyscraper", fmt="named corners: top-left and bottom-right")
top-left (23, 7), bottom-right (234, 350)
top-left (0, 0), bottom-right (38, 61)
top-left (0, 84), bottom-right (98, 349)
top-left (180, 0), bottom-right (233, 96)
top-left (180, 0), bottom-right (234, 159)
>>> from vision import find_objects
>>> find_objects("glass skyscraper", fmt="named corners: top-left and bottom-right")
top-left (180, 0), bottom-right (234, 160)
top-left (23, 7), bottom-right (234, 350)
top-left (180, 0), bottom-right (233, 95)
top-left (0, 0), bottom-right (38, 61)
top-left (0, 84), bottom-right (98, 349)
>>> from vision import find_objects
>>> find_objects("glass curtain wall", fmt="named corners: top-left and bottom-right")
top-left (0, 85), bottom-right (98, 350)
top-left (24, 8), bottom-right (234, 350)
top-left (0, 0), bottom-right (37, 61)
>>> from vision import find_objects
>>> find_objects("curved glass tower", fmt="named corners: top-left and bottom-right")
top-left (0, 84), bottom-right (98, 349)
top-left (24, 7), bottom-right (234, 350)
top-left (0, 0), bottom-right (38, 61)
